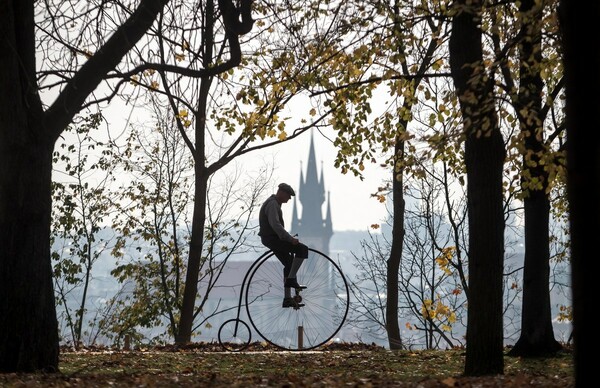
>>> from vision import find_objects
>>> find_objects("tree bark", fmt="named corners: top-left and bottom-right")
top-left (559, 1), bottom-right (598, 386)
top-left (386, 139), bottom-right (405, 350)
top-left (508, 0), bottom-right (561, 357)
top-left (173, 0), bottom-right (216, 344)
top-left (0, 133), bottom-right (59, 372)
top-left (449, 0), bottom-right (505, 376)
top-left (0, 0), bottom-right (58, 372)
top-left (175, 172), bottom-right (209, 343)
top-left (0, 0), bottom-right (171, 372)
top-left (174, 82), bottom-right (211, 342)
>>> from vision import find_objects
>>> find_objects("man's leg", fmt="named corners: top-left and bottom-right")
top-left (287, 256), bottom-right (304, 279)
top-left (275, 253), bottom-right (305, 307)
top-left (273, 252), bottom-right (293, 297)
top-left (284, 243), bottom-right (309, 288)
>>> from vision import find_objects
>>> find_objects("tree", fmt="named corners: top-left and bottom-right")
top-left (349, 151), bottom-right (527, 350)
top-left (381, 1), bottom-right (448, 350)
top-left (349, 139), bottom-right (537, 350)
top-left (0, 0), bottom-right (254, 372)
top-left (504, 0), bottom-right (564, 357)
top-left (133, 1), bottom-right (344, 344)
top-left (449, 0), bottom-right (505, 376)
top-left (400, 165), bottom-right (468, 350)
top-left (51, 114), bottom-right (117, 348)
top-left (558, 1), bottom-right (598, 385)
top-left (106, 110), bottom-right (198, 345)
top-left (102, 106), bottom-right (271, 345)
top-left (310, 0), bottom-right (449, 350)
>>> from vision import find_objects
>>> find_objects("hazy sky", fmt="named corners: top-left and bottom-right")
top-left (250, 129), bottom-right (390, 232)
top-left (80, 92), bottom-right (391, 233)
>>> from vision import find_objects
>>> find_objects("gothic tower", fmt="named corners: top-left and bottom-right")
top-left (290, 133), bottom-right (333, 256)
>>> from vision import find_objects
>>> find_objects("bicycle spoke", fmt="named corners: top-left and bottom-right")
top-left (245, 249), bottom-right (349, 350)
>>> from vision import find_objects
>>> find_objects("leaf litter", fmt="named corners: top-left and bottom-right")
top-left (0, 342), bottom-right (573, 387)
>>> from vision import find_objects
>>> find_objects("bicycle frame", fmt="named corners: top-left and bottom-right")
top-left (228, 250), bottom-right (274, 338)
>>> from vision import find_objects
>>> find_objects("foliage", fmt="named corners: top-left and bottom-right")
top-left (348, 168), bottom-right (470, 350)
top-left (346, 156), bottom-right (557, 349)
top-left (104, 111), bottom-right (194, 345)
top-left (46, 0), bottom-right (570, 357)
top-left (95, 105), bottom-right (270, 345)
top-left (51, 113), bottom-right (117, 348)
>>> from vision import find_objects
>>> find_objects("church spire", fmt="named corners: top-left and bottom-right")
top-left (325, 190), bottom-right (333, 235)
top-left (291, 131), bottom-right (333, 255)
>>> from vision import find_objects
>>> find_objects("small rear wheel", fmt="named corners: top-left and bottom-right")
top-left (218, 318), bottom-right (251, 352)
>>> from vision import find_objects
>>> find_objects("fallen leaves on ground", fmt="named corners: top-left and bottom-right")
top-left (0, 342), bottom-right (573, 387)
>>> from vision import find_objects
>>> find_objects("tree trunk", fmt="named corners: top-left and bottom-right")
top-left (0, 134), bottom-right (59, 372)
top-left (175, 47), bottom-right (214, 343)
top-left (175, 172), bottom-right (208, 343)
top-left (174, 88), bottom-right (211, 342)
top-left (168, 0), bottom-right (255, 344)
top-left (559, 1), bottom-right (598, 386)
top-left (386, 140), bottom-right (405, 350)
top-left (449, 0), bottom-right (505, 376)
top-left (508, 0), bottom-right (561, 357)
top-left (1, 0), bottom-right (181, 369)
top-left (0, 0), bottom-right (59, 372)
top-left (509, 192), bottom-right (562, 356)
top-left (461, 120), bottom-right (505, 377)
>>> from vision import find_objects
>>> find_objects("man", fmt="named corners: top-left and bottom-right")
top-left (258, 183), bottom-right (309, 308)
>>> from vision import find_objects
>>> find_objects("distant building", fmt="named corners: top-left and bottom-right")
top-left (290, 132), bottom-right (333, 256)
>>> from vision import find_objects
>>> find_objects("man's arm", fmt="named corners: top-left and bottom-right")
top-left (265, 201), bottom-right (294, 242)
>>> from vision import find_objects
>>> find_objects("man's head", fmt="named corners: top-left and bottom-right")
top-left (276, 183), bottom-right (295, 202)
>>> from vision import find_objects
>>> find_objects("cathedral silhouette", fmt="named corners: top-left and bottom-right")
top-left (290, 133), bottom-right (333, 256)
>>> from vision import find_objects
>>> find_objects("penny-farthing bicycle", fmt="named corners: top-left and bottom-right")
top-left (218, 248), bottom-right (349, 351)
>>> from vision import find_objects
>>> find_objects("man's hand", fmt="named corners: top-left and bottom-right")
top-left (291, 237), bottom-right (299, 245)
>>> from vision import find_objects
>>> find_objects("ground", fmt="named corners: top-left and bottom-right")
top-left (0, 342), bottom-right (573, 387)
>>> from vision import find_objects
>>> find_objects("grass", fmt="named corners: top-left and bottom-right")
top-left (0, 343), bottom-right (574, 387)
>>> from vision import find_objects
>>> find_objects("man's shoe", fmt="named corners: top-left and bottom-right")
top-left (284, 277), bottom-right (307, 290)
top-left (282, 297), bottom-right (305, 308)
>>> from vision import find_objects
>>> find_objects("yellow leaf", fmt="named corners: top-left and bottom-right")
top-left (448, 312), bottom-right (456, 324)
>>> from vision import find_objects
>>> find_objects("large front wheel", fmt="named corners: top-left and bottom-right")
top-left (245, 249), bottom-right (349, 350)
